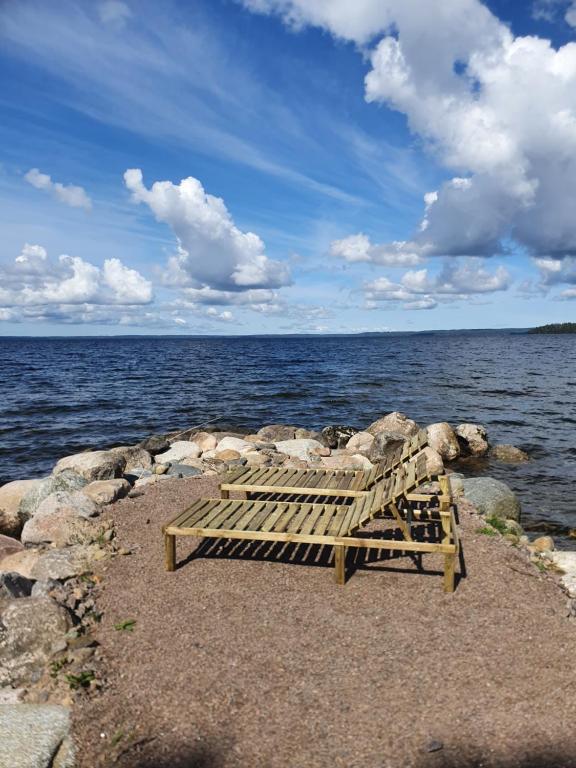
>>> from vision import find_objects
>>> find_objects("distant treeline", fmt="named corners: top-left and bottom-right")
top-left (529, 323), bottom-right (576, 334)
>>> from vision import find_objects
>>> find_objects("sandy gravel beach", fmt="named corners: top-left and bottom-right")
top-left (73, 476), bottom-right (576, 768)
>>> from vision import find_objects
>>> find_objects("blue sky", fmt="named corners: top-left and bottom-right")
top-left (1, 0), bottom-right (576, 334)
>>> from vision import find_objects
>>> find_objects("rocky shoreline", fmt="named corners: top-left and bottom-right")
top-left (1, 412), bottom-right (575, 767)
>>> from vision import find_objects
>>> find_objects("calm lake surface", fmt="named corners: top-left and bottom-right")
top-left (1, 333), bottom-right (575, 536)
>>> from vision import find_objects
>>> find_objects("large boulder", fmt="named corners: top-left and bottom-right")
top-left (190, 432), bottom-right (217, 453)
top-left (53, 450), bottom-right (125, 482)
top-left (0, 597), bottom-right (72, 687)
top-left (320, 454), bottom-right (374, 471)
top-left (82, 478), bottom-right (130, 505)
top-left (489, 444), bottom-right (529, 463)
top-left (367, 432), bottom-right (407, 463)
top-left (155, 441), bottom-right (201, 464)
top-left (257, 424), bottom-right (296, 442)
top-left (0, 480), bottom-right (42, 537)
top-left (548, 551), bottom-right (576, 575)
top-left (0, 535), bottom-right (24, 562)
top-left (345, 431), bottom-right (375, 456)
top-left (30, 546), bottom-right (97, 581)
top-left (0, 550), bottom-right (40, 580)
top-left (138, 434), bottom-right (170, 455)
top-left (366, 412), bottom-right (419, 438)
top-left (422, 446), bottom-right (444, 477)
top-left (20, 491), bottom-right (100, 547)
top-left (321, 426), bottom-right (359, 449)
top-left (455, 423), bottom-right (489, 456)
top-left (426, 423), bottom-right (460, 462)
top-left (274, 439), bottom-right (328, 462)
top-left (460, 477), bottom-right (521, 521)
top-left (109, 445), bottom-right (153, 471)
top-left (0, 704), bottom-right (74, 768)
top-left (216, 436), bottom-right (255, 455)
top-left (19, 471), bottom-right (88, 522)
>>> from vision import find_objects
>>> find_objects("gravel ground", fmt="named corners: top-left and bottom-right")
top-left (73, 476), bottom-right (576, 768)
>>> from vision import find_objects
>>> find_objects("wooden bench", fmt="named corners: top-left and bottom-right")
top-left (163, 451), bottom-right (460, 591)
top-left (219, 430), bottom-right (429, 501)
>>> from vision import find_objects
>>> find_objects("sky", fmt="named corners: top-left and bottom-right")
top-left (1, 0), bottom-right (576, 335)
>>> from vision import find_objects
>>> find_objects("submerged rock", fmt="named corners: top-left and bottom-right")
top-left (455, 423), bottom-right (489, 456)
top-left (54, 450), bottom-right (126, 482)
top-left (0, 704), bottom-right (75, 768)
top-left (0, 479), bottom-right (42, 537)
top-left (489, 444), bottom-right (529, 463)
top-left (426, 423), bottom-right (460, 462)
top-left (366, 412), bottom-right (419, 438)
top-left (460, 476), bottom-right (521, 521)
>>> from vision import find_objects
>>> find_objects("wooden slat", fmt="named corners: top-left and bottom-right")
top-left (261, 502), bottom-right (291, 532)
top-left (312, 505), bottom-right (340, 537)
top-left (285, 503), bottom-right (314, 534)
top-left (177, 498), bottom-right (221, 529)
top-left (299, 503), bottom-right (327, 535)
top-left (271, 504), bottom-right (303, 533)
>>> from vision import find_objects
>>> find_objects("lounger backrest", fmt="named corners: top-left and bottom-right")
top-left (368, 449), bottom-right (429, 517)
top-left (369, 429), bottom-right (429, 486)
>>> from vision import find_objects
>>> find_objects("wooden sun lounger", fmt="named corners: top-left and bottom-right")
top-left (219, 429), bottom-right (429, 501)
top-left (163, 450), bottom-right (460, 591)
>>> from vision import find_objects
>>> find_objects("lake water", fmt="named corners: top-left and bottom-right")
top-left (0, 333), bottom-right (575, 536)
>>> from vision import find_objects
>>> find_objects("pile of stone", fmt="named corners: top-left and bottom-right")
top-left (0, 410), bottom-right (540, 766)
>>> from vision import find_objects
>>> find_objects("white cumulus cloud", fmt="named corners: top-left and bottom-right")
top-left (124, 169), bottom-right (291, 293)
top-left (25, 168), bottom-right (92, 210)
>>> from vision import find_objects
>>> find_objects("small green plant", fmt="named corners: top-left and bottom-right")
top-left (477, 525), bottom-right (499, 536)
top-left (114, 619), bottom-right (136, 632)
top-left (485, 516), bottom-right (508, 534)
top-left (65, 670), bottom-right (95, 690)
top-left (49, 657), bottom-right (68, 678)
top-left (535, 560), bottom-right (548, 573)
top-left (111, 730), bottom-right (125, 747)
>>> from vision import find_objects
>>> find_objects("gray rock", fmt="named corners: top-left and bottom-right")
top-left (461, 477), bottom-right (521, 521)
top-left (455, 423), bottom-right (489, 456)
top-left (53, 450), bottom-right (126, 482)
top-left (0, 573), bottom-right (34, 606)
top-left (109, 445), bottom-right (153, 471)
top-left (366, 412), bottom-right (419, 438)
top-left (138, 434), bottom-right (170, 455)
top-left (489, 444), bottom-right (529, 463)
top-left (256, 424), bottom-right (297, 442)
top-left (19, 471), bottom-right (88, 522)
top-left (124, 467), bottom-right (153, 483)
top-left (30, 546), bottom-right (98, 582)
top-left (0, 598), bottom-right (72, 687)
top-left (83, 478), bottom-right (130, 505)
top-left (367, 431), bottom-right (407, 463)
top-left (30, 579), bottom-right (61, 599)
top-left (321, 425), bottom-right (359, 449)
top-left (166, 464), bottom-right (202, 478)
top-left (21, 491), bottom-right (100, 547)
top-left (0, 704), bottom-right (74, 768)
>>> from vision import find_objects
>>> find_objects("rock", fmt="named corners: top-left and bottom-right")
top-left (0, 479), bottom-right (42, 537)
top-left (216, 436), bottom-right (255, 455)
top-left (83, 478), bottom-right (130, 505)
top-left (0, 704), bottom-right (74, 768)
top-left (367, 431), bottom-right (407, 463)
top-left (0, 573), bottom-right (34, 607)
top-left (190, 432), bottom-right (218, 452)
top-left (349, 454), bottom-right (374, 471)
top-left (134, 474), bottom-right (173, 488)
top-left (31, 546), bottom-right (98, 581)
top-left (54, 450), bottom-right (126, 482)
top-left (21, 492), bottom-right (100, 547)
top-left (423, 446), bottom-right (444, 477)
top-left (216, 449), bottom-right (241, 461)
top-left (455, 423), bottom-right (489, 456)
top-left (257, 424), bottom-right (296, 442)
top-left (294, 428), bottom-right (322, 441)
top-left (548, 551), bottom-right (576, 574)
top-left (274, 439), bottom-right (327, 462)
top-left (320, 455), bottom-right (374, 471)
top-left (19, 471), bottom-right (88, 522)
top-left (138, 434), bottom-right (170, 455)
top-left (345, 431), bottom-right (375, 456)
top-left (561, 574), bottom-right (576, 599)
top-left (460, 477), bottom-right (521, 521)
top-left (530, 536), bottom-right (554, 553)
top-left (426, 423), bottom-right (460, 462)
top-left (280, 457), bottom-right (309, 469)
top-left (321, 426), bottom-right (359, 449)
top-left (0, 597), bottom-right (72, 687)
top-left (200, 458), bottom-right (227, 474)
top-left (489, 444), bottom-right (529, 463)
top-left (0, 535), bottom-right (24, 562)
top-left (153, 463), bottom-right (169, 474)
top-left (0, 550), bottom-right (40, 580)
top-left (366, 412), bottom-right (419, 438)
top-left (109, 445), bottom-right (153, 471)
top-left (124, 468), bottom-right (153, 483)
top-left (504, 519), bottom-right (524, 537)
top-left (155, 441), bottom-right (201, 464)
top-left (224, 457), bottom-right (248, 468)
top-left (166, 464), bottom-right (202, 477)
top-left (243, 451), bottom-right (271, 467)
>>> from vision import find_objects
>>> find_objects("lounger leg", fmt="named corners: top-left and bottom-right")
top-left (444, 553), bottom-right (456, 593)
top-left (334, 545), bottom-right (347, 586)
top-left (221, 488), bottom-right (230, 499)
top-left (165, 532), bottom-right (176, 572)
